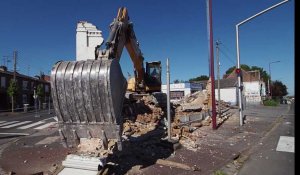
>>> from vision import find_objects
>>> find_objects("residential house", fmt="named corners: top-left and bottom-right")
top-left (223, 69), bottom-right (266, 104)
top-left (0, 66), bottom-right (51, 111)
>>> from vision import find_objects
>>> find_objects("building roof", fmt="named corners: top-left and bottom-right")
top-left (0, 67), bottom-right (49, 84)
top-left (223, 68), bottom-right (261, 82)
top-left (216, 78), bottom-right (237, 89)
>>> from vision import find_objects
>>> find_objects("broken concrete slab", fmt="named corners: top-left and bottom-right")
top-left (58, 167), bottom-right (99, 175)
top-left (62, 154), bottom-right (106, 171)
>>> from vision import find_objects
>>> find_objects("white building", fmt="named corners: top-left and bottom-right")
top-left (214, 78), bottom-right (238, 105)
top-left (161, 82), bottom-right (204, 101)
top-left (217, 69), bottom-right (266, 105)
top-left (76, 21), bottom-right (104, 61)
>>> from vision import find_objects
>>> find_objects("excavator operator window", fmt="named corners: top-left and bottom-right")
top-left (150, 67), bottom-right (158, 77)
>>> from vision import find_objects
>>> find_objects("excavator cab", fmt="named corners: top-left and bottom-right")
top-left (145, 61), bottom-right (162, 92)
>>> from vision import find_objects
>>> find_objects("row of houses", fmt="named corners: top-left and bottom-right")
top-left (161, 69), bottom-right (266, 105)
top-left (0, 66), bottom-right (51, 111)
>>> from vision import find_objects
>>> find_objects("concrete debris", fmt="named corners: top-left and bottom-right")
top-left (156, 159), bottom-right (200, 171)
top-left (77, 138), bottom-right (116, 158)
top-left (63, 154), bottom-right (106, 168)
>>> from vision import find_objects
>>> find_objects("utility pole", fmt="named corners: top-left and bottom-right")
top-left (11, 51), bottom-right (18, 112)
top-left (13, 51), bottom-right (17, 81)
top-left (216, 40), bottom-right (221, 118)
top-left (206, 0), bottom-right (217, 129)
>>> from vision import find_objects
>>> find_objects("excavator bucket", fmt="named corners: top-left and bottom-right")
top-left (51, 59), bottom-right (127, 150)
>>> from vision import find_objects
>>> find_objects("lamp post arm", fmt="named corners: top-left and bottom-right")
top-left (237, 0), bottom-right (289, 27)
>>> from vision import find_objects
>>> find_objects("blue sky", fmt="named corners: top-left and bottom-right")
top-left (0, 0), bottom-right (294, 95)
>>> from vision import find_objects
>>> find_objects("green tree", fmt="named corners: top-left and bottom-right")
top-left (271, 80), bottom-right (288, 98)
top-left (36, 84), bottom-right (45, 109)
top-left (173, 79), bottom-right (186, 83)
top-left (7, 80), bottom-right (19, 112)
top-left (189, 75), bottom-right (209, 82)
top-left (173, 79), bottom-right (180, 83)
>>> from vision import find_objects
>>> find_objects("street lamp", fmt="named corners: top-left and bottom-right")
top-left (235, 0), bottom-right (289, 126)
top-left (268, 60), bottom-right (280, 98)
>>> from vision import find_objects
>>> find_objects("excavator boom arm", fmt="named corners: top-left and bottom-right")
top-left (103, 7), bottom-right (145, 87)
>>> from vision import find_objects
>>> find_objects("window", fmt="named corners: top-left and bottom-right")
top-left (31, 82), bottom-right (34, 90)
top-left (45, 85), bottom-right (49, 93)
top-left (22, 94), bottom-right (28, 104)
top-left (1, 77), bottom-right (5, 88)
top-left (23, 81), bottom-right (28, 90)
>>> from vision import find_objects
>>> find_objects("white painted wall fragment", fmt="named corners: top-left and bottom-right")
top-left (76, 21), bottom-right (104, 61)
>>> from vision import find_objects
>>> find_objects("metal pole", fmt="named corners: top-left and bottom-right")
top-left (206, 0), bottom-right (217, 129)
top-left (237, 0), bottom-right (289, 26)
top-left (269, 61), bottom-right (280, 98)
top-left (236, 25), bottom-right (243, 126)
top-left (235, 0), bottom-right (289, 126)
top-left (48, 94), bottom-right (51, 114)
top-left (269, 63), bottom-right (272, 99)
top-left (34, 89), bottom-right (40, 118)
top-left (216, 40), bottom-right (221, 118)
top-left (166, 58), bottom-right (171, 140)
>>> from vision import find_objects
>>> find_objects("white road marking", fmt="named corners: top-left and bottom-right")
top-left (276, 136), bottom-right (294, 153)
top-left (36, 136), bottom-right (60, 145)
top-left (0, 121), bottom-right (7, 124)
top-left (53, 116), bottom-right (58, 122)
top-left (0, 132), bottom-right (29, 136)
top-left (17, 121), bottom-right (45, 129)
top-left (34, 122), bottom-right (56, 130)
top-left (1, 121), bottom-right (32, 128)
top-left (0, 121), bottom-right (19, 127)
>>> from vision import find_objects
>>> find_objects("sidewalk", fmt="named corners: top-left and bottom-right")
top-left (0, 104), bottom-right (289, 175)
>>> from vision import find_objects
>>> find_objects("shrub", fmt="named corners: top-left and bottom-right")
top-left (263, 99), bottom-right (278, 106)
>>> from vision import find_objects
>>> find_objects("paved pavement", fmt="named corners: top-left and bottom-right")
top-left (0, 109), bottom-right (57, 145)
top-left (0, 103), bottom-right (293, 175)
top-left (237, 103), bottom-right (294, 175)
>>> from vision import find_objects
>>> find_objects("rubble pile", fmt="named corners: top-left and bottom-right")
top-left (120, 84), bottom-right (234, 152)
top-left (76, 138), bottom-right (117, 157)
top-left (122, 95), bottom-right (165, 138)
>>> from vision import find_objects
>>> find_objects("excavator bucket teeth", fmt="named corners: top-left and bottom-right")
top-left (51, 59), bottom-right (127, 149)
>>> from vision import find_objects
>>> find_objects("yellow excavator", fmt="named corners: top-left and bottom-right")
top-left (50, 7), bottom-right (162, 150)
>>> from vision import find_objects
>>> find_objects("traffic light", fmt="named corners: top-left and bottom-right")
top-left (235, 68), bottom-right (241, 76)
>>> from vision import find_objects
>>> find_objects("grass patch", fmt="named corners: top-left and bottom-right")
top-left (214, 170), bottom-right (227, 175)
top-left (263, 99), bottom-right (279, 106)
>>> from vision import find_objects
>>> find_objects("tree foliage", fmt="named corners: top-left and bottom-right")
top-left (37, 84), bottom-right (45, 100)
top-left (173, 79), bottom-right (186, 83)
top-left (189, 75), bottom-right (209, 82)
top-left (7, 80), bottom-right (18, 98)
top-left (271, 80), bottom-right (288, 97)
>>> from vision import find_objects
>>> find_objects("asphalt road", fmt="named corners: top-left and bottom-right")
top-left (238, 102), bottom-right (295, 175)
top-left (0, 109), bottom-right (57, 145)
